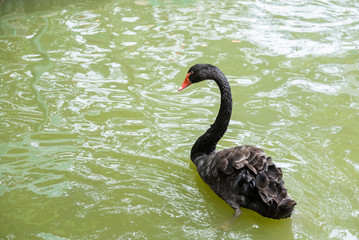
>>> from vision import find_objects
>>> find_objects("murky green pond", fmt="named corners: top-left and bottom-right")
top-left (1, 0), bottom-right (358, 239)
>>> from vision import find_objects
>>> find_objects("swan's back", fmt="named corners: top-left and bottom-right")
top-left (194, 145), bottom-right (296, 219)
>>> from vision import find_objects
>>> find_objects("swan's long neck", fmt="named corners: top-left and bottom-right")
top-left (191, 68), bottom-right (232, 161)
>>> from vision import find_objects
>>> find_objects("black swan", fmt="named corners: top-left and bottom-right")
top-left (178, 64), bottom-right (296, 219)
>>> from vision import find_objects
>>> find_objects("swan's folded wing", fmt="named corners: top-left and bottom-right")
top-left (216, 145), bottom-right (290, 205)
top-left (216, 145), bottom-right (269, 175)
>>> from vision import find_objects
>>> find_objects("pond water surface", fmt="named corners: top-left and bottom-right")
top-left (0, 0), bottom-right (358, 239)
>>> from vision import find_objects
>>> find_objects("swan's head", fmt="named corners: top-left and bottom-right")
top-left (178, 64), bottom-right (215, 91)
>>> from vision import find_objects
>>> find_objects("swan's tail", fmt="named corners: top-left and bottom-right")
top-left (277, 197), bottom-right (297, 218)
top-left (255, 162), bottom-right (297, 219)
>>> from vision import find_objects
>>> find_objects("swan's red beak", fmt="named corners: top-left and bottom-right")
top-left (178, 73), bottom-right (192, 92)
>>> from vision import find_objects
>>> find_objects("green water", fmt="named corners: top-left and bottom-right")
top-left (0, 0), bottom-right (358, 239)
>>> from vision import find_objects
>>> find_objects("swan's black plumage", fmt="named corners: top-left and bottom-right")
top-left (179, 64), bottom-right (296, 219)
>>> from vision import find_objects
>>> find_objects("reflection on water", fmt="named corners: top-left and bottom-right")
top-left (1, 0), bottom-right (359, 239)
